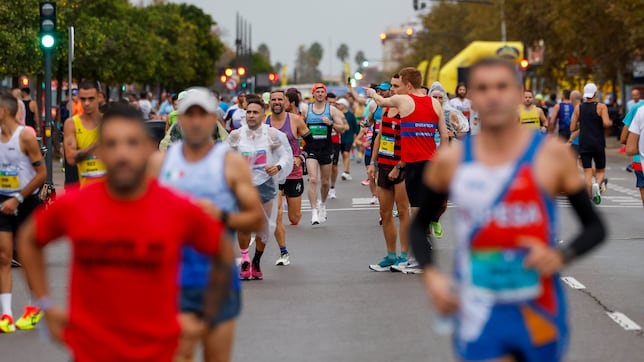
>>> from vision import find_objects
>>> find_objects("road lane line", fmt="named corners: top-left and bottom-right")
top-left (606, 312), bottom-right (642, 331)
top-left (561, 276), bottom-right (586, 289)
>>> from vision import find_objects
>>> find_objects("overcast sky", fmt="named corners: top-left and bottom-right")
top-left (156, 0), bottom-right (419, 76)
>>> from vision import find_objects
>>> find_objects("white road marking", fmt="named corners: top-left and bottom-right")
top-left (561, 276), bottom-right (586, 289)
top-left (606, 312), bottom-right (642, 331)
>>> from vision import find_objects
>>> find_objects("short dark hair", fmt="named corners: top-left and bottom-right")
top-left (79, 80), bottom-right (100, 92)
top-left (524, 89), bottom-right (533, 95)
top-left (327, 92), bottom-right (337, 99)
top-left (392, 73), bottom-right (400, 79)
top-left (270, 89), bottom-right (286, 96)
top-left (467, 57), bottom-right (523, 88)
top-left (99, 103), bottom-right (145, 136)
top-left (455, 82), bottom-right (467, 94)
top-left (0, 92), bottom-right (19, 117)
top-left (286, 92), bottom-right (299, 107)
top-left (246, 94), bottom-right (265, 110)
top-left (21, 87), bottom-right (30, 95)
top-left (562, 90), bottom-right (571, 100)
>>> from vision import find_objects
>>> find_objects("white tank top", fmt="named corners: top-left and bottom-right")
top-left (0, 126), bottom-right (37, 195)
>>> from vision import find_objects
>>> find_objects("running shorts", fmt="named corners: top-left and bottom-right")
top-left (635, 170), bottom-right (644, 188)
top-left (180, 284), bottom-right (241, 327)
top-left (340, 142), bottom-right (352, 153)
top-left (377, 164), bottom-right (405, 191)
top-left (304, 142), bottom-right (333, 165)
top-left (579, 150), bottom-right (606, 169)
top-left (279, 178), bottom-right (304, 198)
top-left (404, 160), bottom-right (428, 208)
top-left (332, 144), bottom-right (341, 166)
top-left (0, 194), bottom-right (41, 233)
top-left (257, 179), bottom-right (277, 204)
top-left (456, 303), bottom-right (568, 362)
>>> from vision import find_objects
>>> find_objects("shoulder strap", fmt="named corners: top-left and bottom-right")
top-left (519, 131), bottom-right (543, 164)
top-left (462, 134), bottom-right (474, 163)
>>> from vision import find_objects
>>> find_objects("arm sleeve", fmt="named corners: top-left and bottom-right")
top-left (185, 202), bottom-right (225, 255)
top-left (410, 184), bottom-right (449, 267)
top-left (557, 188), bottom-right (606, 262)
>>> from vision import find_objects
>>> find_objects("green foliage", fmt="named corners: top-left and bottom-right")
top-left (295, 43), bottom-right (325, 83)
top-left (336, 43), bottom-right (349, 63)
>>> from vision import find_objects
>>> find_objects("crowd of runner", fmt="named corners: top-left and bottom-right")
top-left (6, 55), bottom-right (644, 361)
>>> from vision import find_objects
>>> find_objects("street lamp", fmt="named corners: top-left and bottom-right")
top-left (354, 72), bottom-right (363, 80)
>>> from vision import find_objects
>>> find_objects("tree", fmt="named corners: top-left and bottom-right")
top-left (295, 43), bottom-right (324, 83)
top-left (336, 43), bottom-right (349, 63)
top-left (257, 43), bottom-right (271, 63)
top-left (354, 50), bottom-right (366, 68)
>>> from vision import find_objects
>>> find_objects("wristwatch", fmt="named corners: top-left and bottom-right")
top-left (395, 163), bottom-right (404, 170)
top-left (276, 165), bottom-right (282, 171)
top-left (13, 193), bottom-right (24, 204)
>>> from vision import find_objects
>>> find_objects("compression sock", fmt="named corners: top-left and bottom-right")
top-left (240, 248), bottom-right (250, 263)
top-left (280, 246), bottom-right (288, 255)
top-left (400, 252), bottom-right (408, 260)
top-left (387, 252), bottom-right (397, 261)
top-left (253, 250), bottom-right (264, 266)
top-left (0, 293), bottom-right (12, 317)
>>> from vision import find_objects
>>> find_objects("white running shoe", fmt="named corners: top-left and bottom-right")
top-left (328, 188), bottom-right (337, 199)
top-left (402, 259), bottom-right (424, 274)
top-left (591, 182), bottom-right (601, 205)
top-left (341, 172), bottom-right (353, 181)
top-left (275, 253), bottom-right (290, 266)
top-left (319, 203), bottom-right (327, 222)
top-left (311, 209), bottom-right (320, 225)
top-left (370, 195), bottom-right (378, 205)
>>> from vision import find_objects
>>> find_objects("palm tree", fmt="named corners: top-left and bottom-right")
top-left (336, 43), bottom-right (349, 63)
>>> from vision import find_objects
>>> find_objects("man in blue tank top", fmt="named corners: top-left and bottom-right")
top-left (548, 89), bottom-right (575, 141)
top-left (149, 87), bottom-right (264, 362)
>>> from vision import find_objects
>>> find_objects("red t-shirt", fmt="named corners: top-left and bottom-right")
top-left (34, 180), bottom-right (224, 362)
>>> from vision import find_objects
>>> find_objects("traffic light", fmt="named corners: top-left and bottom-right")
top-left (20, 76), bottom-right (30, 88)
top-left (268, 73), bottom-right (279, 83)
top-left (406, 28), bottom-right (414, 39)
top-left (520, 59), bottom-right (529, 71)
top-left (237, 67), bottom-right (247, 76)
top-left (39, 1), bottom-right (57, 49)
top-left (241, 80), bottom-right (248, 89)
top-left (225, 68), bottom-right (233, 77)
top-left (380, 32), bottom-right (387, 44)
top-left (220, 75), bottom-right (227, 83)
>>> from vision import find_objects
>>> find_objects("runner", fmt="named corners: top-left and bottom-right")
top-left (327, 93), bottom-right (342, 199)
top-left (519, 89), bottom-right (548, 132)
top-left (336, 98), bottom-right (360, 181)
top-left (63, 80), bottom-right (107, 187)
top-left (300, 84), bottom-right (348, 225)
top-left (449, 82), bottom-right (472, 133)
top-left (430, 82), bottom-right (469, 141)
top-left (570, 83), bottom-right (612, 204)
top-left (0, 92), bottom-right (46, 333)
top-left (20, 87), bottom-right (40, 135)
top-left (366, 67), bottom-right (448, 273)
top-left (548, 89), bottom-right (575, 140)
top-left (411, 57), bottom-right (606, 362)
top-left (228, 95), bottom-right (293, 279)
top-left (17, 104), bottom-right (234, 361)
top-left (367, 75), bottom-right (410, 272)
top-left (224, 93), bottom-right (247, 132)
top-left (621, 101), bottom-right (644, 206)
top-left (357, 85), bottom-right (385, 204)
top-left (266, 90), bottom-right (310, 265)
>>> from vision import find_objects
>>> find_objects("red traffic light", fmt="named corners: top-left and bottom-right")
top-left (220, 75), bottom-right (227, 83)
top-left (237, 67), bottom-right (247, 76)
top-left (520, 59), bottom-right (529, 70)
top-left (268, 73), bottom-right (279, 83)
top-left (20, 77), bottom-right (30, 87)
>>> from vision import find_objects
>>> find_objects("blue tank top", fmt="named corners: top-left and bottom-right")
top-left (159, 142), bottom-right (240, 290)
top-left (306, 103), bottom-right (332, 143)
top-left (557, 102), bottom-right (574, 130)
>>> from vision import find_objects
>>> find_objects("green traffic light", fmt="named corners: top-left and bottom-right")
top-left (41, 34), bottom-right (55, 48)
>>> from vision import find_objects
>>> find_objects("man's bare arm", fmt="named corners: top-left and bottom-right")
top-left (538, 108), bottom-right (549, 128)
top-left (19, 131), bottom-right (47, 197)
top-left (626, 133), bottom-right (640, 157)
top-left (569, 105), bottom-right (580, 132)
top-left (599, 104), bottom-right (612, 128)
top-left (292, 114), bottom-right (310, 137)
top-left (331, 107), bottom-right (349, 132)
top-left (63, 118), bottom-right (80, 165)
top-left (203, 235), bottom-right (234, 320)
top-left (548, 103), bottom-right (560, 133)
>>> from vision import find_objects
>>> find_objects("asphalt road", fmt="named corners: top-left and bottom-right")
top-left (1, 149), bottom-right (643, 362)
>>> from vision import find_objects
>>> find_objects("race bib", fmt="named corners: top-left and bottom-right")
top-left (378, 135), bottom-right (395, 157)
top-left (309, 124), bottom-right (328, 140)
top-left (241, 150), bottom-right (268, 169)
top-left (78, 155), bottom-right (107, 179)
top-left (470, 249), bottom-right (541, 302)
top-left (0, 169), bottom-right (19, 191)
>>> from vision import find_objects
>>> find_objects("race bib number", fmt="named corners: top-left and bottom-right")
top-left (378, 135), bottom-right (395, 157)
top-left (310, 125), bottom-right (328, 140)
top-left (0, 169), bottom-right (19, 191)
top-left (79, 155), bottom-right (107, 178)
top-left (241, 150), bottom-right (268, 169)
top-left (470, 249), bottom-right (541, 302)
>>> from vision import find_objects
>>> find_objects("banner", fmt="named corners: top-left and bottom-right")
top-left (427, 55), bottom-right (442, 86)
top-left (417, 60), bottom-right (429, 86)
top-left (281, 66), bottom-right (288, 87)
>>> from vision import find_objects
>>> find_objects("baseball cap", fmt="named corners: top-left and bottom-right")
top-left (311, 83), bottom-right (327, 93)
top-left (336, 98), bottom-right (350, 108)
top-left (262, 92), bottom-right (270, 104)
top-left (583, 83), bottom-right (598, 99)
top-left (376, 82), bottom-right (392, 91)
top-left (71, 88), bottom-right (79, 96)
top-left (178, 87), bottom-right (218, 115)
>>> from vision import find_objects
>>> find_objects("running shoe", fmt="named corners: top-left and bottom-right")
top-left (11, 259), bottom-right (21, 268)
top-left (370, 195), bottom-right (378, 205)
top-left (431, 221), bottom-right (444, 239)
top-left (592, 182), bottom-right (601, 205)
top-left (328, 188), bottom-right (337, 199)
top-left (311, 209), bottom-right (320, 225)
top-left (15, 306), bottom-right (43, 330)
top-left (251, 262), bottom-right (263, 280)
top-left (600, 178), bottom-right (608, 194)
top-left (341, 172), bottom-right (353, 181)
top-left (240, 261), bottom-right (252, 280)
top-left (319, 203), bottom-right (327, 222)
top-left (0, 315), bottom-right (15, 333)
top-left (275, 253), bottom-right (290, 266)
top-left (402, 259), bottom-right (424, 274)
top-left (390, 259), bottom-right (408, 273)
top-left (361, 179), bottom-right (370, 186)
top-left (369, 256), bottom-right (397, 272)
top-left (393, 209), bottom-right (399, 218)
top-left (626, 164), bottom-right (633, 173)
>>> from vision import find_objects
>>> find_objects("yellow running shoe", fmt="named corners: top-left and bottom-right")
top-left (15, 306), bottom-right (43, 330)
top-left (0, 314), bottom-right (15, 333)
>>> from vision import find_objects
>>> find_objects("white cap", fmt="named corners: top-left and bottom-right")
top-left (583, 83), bottom-right (598, 99)
top-left (178, 87), bottom-right (218, 115)
top-left (336, 98), bottom-right (350, 108)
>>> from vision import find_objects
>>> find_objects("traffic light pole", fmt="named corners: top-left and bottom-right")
top-left (44, 48), bottom-right (53, 184)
